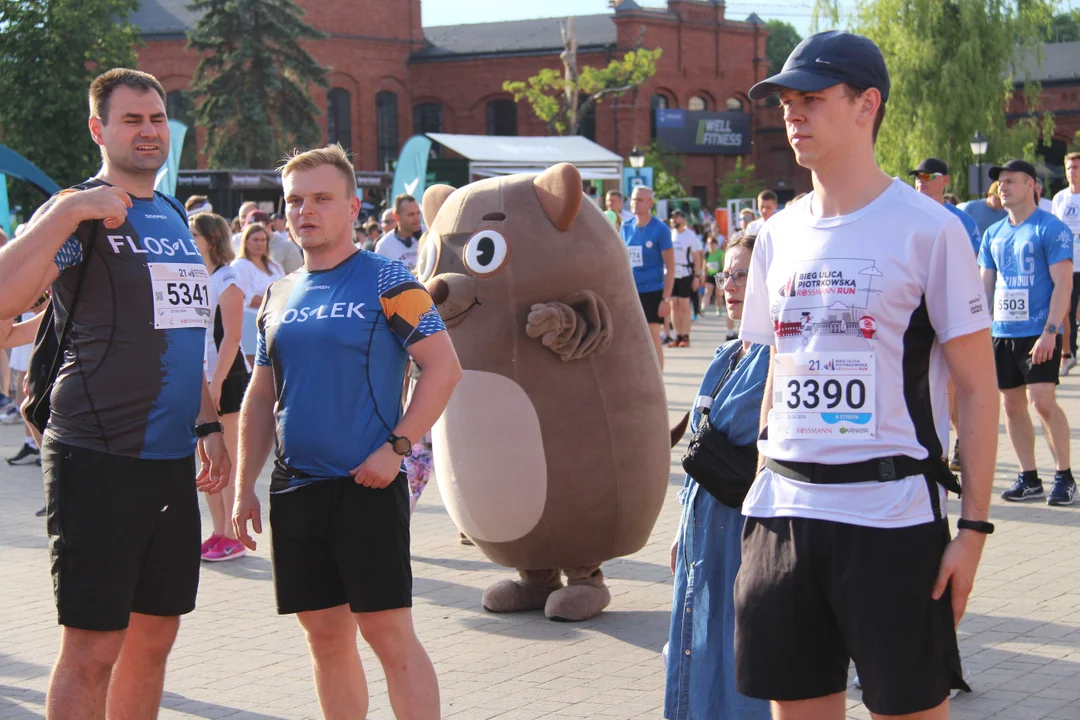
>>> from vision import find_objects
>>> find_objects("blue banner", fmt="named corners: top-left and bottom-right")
top-left (0, 174), bottom-right (10, 236)
top-left (392, 135), bottom-right (433, 201)
top-left (155, 120), bottom-right (188, 197)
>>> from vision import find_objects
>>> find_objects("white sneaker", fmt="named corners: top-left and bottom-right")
top-left (0, 407), bottom-right (22, 425)
top-left (1061, 355), bottom-right (1077, 376)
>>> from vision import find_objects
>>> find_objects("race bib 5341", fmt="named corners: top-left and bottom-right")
top-left (149, 263), bottom-right (211, 329)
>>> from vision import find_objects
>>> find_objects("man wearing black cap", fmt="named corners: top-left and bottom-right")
top-left (735, 30), bottom-right (998, 719)
top-left (978, 159), bottom-right (1075, 506)
top-left (910, 158), bottom-right (983, 474)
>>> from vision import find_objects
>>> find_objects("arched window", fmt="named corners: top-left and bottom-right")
top-left (726, 97), bottom-right (745, 112)
top-left (165, 90), bottom-right (197, 169)
top-left (327, 88), bottom-right (352, 155)
top-left (486, 99), bottom-right (517, 136)
top-left (375, 91), bottom-right (399, 170)
top-left (412, 102), bottom-right (442, 135)
top-left (688, 95), bottom-right (707, 112)
top-left (650, 93), bottom-right (670, 140)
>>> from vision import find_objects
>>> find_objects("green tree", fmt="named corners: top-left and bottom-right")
top-left (1046, 10), bottom-right (1080, 41)
top-left (644, 143), bottom-right (687, 200)
top-left (852, 0), bottom-right (1059, 199)
top-left (504, 18), bottom-right (662, 136)
top-left (810, 0), bottom-right (842, 31)
top-left (187, 0), bottom-right (329, 168)
top-left (765, 20), bottom-right (803, 73)
top-left (716, 157), bottom-right (765, 205)
top-left (0, 0), bottom-right (140, 200)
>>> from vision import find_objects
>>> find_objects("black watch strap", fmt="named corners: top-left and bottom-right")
top-left (388, 433), bottom-right (413, 457)
top-left (957, 518), bottom-right (994, 535)
top-left (195, 421), bottom-right (224, 438)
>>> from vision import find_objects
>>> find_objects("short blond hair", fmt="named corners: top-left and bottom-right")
top-left (279, 144), bottom-right (357, 198)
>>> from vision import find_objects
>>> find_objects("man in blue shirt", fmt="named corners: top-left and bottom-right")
top-left (979, 159), bottom-right (1075, 506)
top-left (910, 157), bottom-right (983, 472)
top-left (621, 186), bottom-right (674, 368)
top-left (234, 145), bottom-right (460, 719)
top-left (959, 182), bottom-right (1008, 235)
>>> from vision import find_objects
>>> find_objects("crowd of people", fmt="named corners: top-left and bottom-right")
top-left (2, 25), bottom-right (1080, 720)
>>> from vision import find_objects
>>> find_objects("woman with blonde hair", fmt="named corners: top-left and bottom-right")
top-left (232, 222), bottom-right (285, 364)
top-left (190, 212), bottom-right (251, 561)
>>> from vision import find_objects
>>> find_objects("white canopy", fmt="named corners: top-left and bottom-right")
top-left (426, 133), bottom-right (625, 181)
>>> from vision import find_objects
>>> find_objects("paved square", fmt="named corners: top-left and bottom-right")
top-left (2, 315), bottom-right (1079, 719)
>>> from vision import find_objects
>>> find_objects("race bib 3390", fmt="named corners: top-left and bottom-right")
top-left (770, 351), bottom-right (876, 440)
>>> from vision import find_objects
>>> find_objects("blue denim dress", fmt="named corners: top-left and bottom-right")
top-left (664, 341), bottom-right (770, 720)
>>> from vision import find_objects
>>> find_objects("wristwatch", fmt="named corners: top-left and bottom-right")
top-left (957, 518), bottom-right (995, 535)
top-left (388, 433), bottom-right (413, 457)
top-left (1045, 323), bottom-right (1059, 335)
top-left (195, 421), bottom-right (224, 438)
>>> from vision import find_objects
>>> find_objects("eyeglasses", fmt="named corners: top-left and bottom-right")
top-left (915, 172), bottom-right (944, 182)
top-left (715, 270), bottom-right (749, 288)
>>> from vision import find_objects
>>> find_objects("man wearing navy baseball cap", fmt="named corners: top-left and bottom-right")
top-left (734, 31), bottom-right (997, 719)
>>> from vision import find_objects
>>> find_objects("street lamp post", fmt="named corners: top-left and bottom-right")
top-left (629, 145), bottom-right (645, 170)
top-left (970, 131), bottom-right (988, 198)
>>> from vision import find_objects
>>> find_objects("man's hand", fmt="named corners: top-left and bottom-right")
top-left (233, 489), bottom-right (263, 551)
top-left (349, 443), bottom-right (402, 489)
top-left (658, 299), bottom-right (671, 319)
top-left (61, 185), bottom-right (132, 229)
top-left (1030, 332), bottom-right (1058, 365)
top-left (196, 432), bottom-right (231, 494)
top-left (931, 529), bottom-right (987, 627)
top-left (691, 277), bottom-right (701, 292)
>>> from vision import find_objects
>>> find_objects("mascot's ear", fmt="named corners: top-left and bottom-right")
top-left (422, 185), bottom-right (456, 228)
top-left (533, 163), bottom-right (582, 232)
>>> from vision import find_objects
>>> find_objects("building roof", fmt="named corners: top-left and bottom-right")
top-left (1014, 41), bottom-right (1080, 84)
top-left (416, 15), bottom-right (618, 61)
top-left (129, 0), bottom-right (200, 39)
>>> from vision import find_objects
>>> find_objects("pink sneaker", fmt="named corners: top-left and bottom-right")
top-left (202, 536), bottom-right (247, 562)
top-left (200, 534), bottom-right (221, 556)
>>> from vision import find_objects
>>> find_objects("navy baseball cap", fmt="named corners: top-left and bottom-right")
top-left (908, 158), bottom-right (949, 176)
top-left (748, 31), bottom-right (890, 102)
top-left (988, 159), bottom-right (1037, 182)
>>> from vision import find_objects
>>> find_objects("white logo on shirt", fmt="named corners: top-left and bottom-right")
top-left (264, 302), bottom-right (366, 326)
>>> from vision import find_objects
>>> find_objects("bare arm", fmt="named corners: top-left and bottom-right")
top-left (0, 186), bottom-right (131, 318)
top-left (757, 346), bottom-right (775, 472)
top-left (210, 285), bottom-right (245, 396)
top-left (980, 268), bottom-right (996, 313)
top-left (1047, 260), bottom-right (1073, 333)
top-left (661, 248), bottom-right (676, 299)
top-left (232, 365), bottom-right (277, 550)
top-left (692, 249), bottom-right (704, 277)
top-left (394, 332), bottom-right (463, 443)
top-left (0, 310), bottom-right (45, 350)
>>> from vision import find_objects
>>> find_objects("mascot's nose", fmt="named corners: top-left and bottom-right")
top-left (425, 277), bottom-right (450, 305)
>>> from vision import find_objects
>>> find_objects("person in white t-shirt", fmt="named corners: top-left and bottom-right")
top-left (232, 222), bottom-right (285, 364)
top-left (374, 194), bottom-right (422, 272)
top-left (1053, 153), bottom-right (1080, 375)
top-left (744, 190), bottom-right (778, 236)
top-left (735, 31), bottom-right (998, 719)
top-left (668, 210), bottom-right (703, 347)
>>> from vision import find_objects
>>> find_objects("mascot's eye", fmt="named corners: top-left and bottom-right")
top-left (417, 235), bottom-right (440, 281)
top-left (462, 229), bottom-right (510, 276)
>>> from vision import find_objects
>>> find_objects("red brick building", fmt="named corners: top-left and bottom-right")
top-left (1011, 41), bottom-right (1080, 195)
top-left (132, 0), bottom-right (810, 209)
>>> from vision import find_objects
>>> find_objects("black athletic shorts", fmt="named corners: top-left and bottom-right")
top-left (218, 372), bottom-right (250, 416)
top-left (269, 472), bottom-right (412, 615)
top-left (638, 290), bottom-right (665, 324)
top-left (43, 438), bottom-right (200, 631)
top-left (672, 276), bottom-right (695, 299)
top-left (993, 334), bottom-right (1061, 390)
top-left (734, 515), bottom-right (967, 716)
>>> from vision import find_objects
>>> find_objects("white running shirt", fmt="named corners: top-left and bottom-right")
top-left (1051, 188), bottom-right (1080, 265)
top-left (205, 265), bottom-right (251, 380)
top-left (740, 179), bottom-right (991, 528)
top-left (375, 232), bottom-right (419, 272)
top-left (671, 228), bottom-right (703, 279)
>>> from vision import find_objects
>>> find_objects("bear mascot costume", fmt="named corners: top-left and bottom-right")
top-left (417, 162), bottom-right (670, 622)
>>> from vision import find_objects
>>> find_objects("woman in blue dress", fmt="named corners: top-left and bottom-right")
top-left (664, 233), bottom-right (770, 720)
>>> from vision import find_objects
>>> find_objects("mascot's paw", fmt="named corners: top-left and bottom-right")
top-left (482, 575), bottom-right (562, 613)
top-left (544, 581), bottom-right (611, 622)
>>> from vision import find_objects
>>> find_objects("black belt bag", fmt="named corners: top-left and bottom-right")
top-left (766, 455), bottom-right (962, 496)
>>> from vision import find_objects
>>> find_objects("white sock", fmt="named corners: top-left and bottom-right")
top-left (25, 436), bottom-right (37, 450)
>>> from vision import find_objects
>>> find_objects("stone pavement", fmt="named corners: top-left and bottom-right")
top-left (2, 312), bottom-right (1080, 719)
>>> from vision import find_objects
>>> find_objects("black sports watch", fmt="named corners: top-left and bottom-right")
top-left (388, 433), bottom-right (413, 457)
top-left (957, 518), bottom-right (994, 535)
top-left (195, 421), bottom-right (224, 438)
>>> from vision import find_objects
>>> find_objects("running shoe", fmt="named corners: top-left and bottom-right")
top-left (1001, 474), bottom-right (1044, 502)
top-left (0, 393), bottom-right (11, 408)
top-left (726, 332), bottom-right (738, 341)
top-left (202, 536), bottom-right (246, 562)
top-left (35, 506), bottom-right (46, 518)
top-left (949, 440), bottom-right (962, 472)
top-left (1047, 475), bottom-right (1077, 506)
top-left (200, 534), bottom-right (221, 555)
top-left (6, 443), bottom-right (40, 465)
top-left (0, 406), bottom-right (22, 425)
top-left (1061, 355), bottom-right (1077, 376)
top-left (676, 336), bottom-right (690, 348)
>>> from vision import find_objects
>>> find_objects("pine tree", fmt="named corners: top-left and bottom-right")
top-left (187, 0), bottom-right (329, 168)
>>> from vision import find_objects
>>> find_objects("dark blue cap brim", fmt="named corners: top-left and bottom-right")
top-left (748, 68), bottom-right (843, 100)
